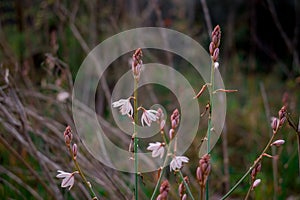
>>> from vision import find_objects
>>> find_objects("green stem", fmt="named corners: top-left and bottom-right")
top-left (205, 60), bottom-right (215, 200)
top-left (207, 60), bottom-right (215, 153)
top-left (244, 181), bottom-right (253, 200)
top-left (150, 146), bottom-right (172, 200)
top-left (68, 147), bottom-right (98, 199)
top-left (221, 133), bottom-right (276, 200)
top-left (178, 171), bottom-right (195, 200)
top-left (134, 78), bottom-right (139, 200)
top-left (297, 132), bottom-right (300, 176)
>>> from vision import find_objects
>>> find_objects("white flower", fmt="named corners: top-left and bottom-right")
top-left (140, 108), bottom-right (158, 126)
top-left (57, 91), bottom-right (70, 102)
top-left (214, 62), bottom-right (219, 69)
top-left (112, 98), bottom-right (133, 116)
top-left (170, 156), bottom-right (189, 171)
top-left (147, 142), bottom-right (165, 158)
top-left (56, 170), bottom-right (78, 190)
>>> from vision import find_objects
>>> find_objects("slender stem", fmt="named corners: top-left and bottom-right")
top-left (151, 136), bottom-right (195, 199)
top-left (178, 171), bottom-right (195, 200)
top-left (244, 181), bottom-right (253, 200)
top-left (286, 114), bottom-right (300, 175)
top-left (297, 133), bottom-right (300, 176)
top-left (134, 78), bottom-right (139, 200)
top-left (259, 82), bottom-right (278, 199)
top-left (205, 60), bottom-right (215, 200)
top-left (150, 146), bottom-right (172, 200)
top-left (200, 185), bottom-right (205, 200)
top-left (68, 147), bottom-right (98, 199)
top-left (221, 133), bottom-right (276, 200)
top-left (207, 61), bottom-right (215, 153)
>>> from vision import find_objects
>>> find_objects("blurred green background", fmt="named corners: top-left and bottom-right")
top-left (0, 0), bottom-right (299, 199)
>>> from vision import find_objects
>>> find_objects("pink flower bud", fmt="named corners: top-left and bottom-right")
top-left (197, 154), bottom-right (211, 187)
top-left (212, 48), bottom-right (219, 62)
top-left (252, 179), bottom-right (261, 190)
top-left (279, 117), bottom-right (286, 127)
top-left (278, 105), bottom-right (287, 120)
top-left (64, 126), bottom-right (73, 146)
top-left (169, 129), bottom-right (175, 140)
top-left (72, 144), bottom-right (78, 159)
top-left (271, 139), bottom-right (285, 147)
top-left (160, 120), bottom-right (166, 130)
top-left (271, 117), bottom-right (279, 132)
top-left (212, 35), bottom-right (218, 45)
top-left (157, 180), bottom-right (169, 200)
top-left (251, 162), bottom-right (261, 180)
top-left (64, 135), bottom-right (71, 146)
top-left (172, 119), bottom-right (177, 129)
top-left (209, 42), bottom-right (214, 55)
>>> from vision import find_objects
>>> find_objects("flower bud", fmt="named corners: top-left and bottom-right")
top-left (197, 154), bottom-right (211, 187)
top-left (72, 144), bottom-right (78, 159)
top-left (278, 105), bottom-right (287, 120)
top-left (279, 117), bottom-right (286, 127)
top-left (252, 179), bottom-right (261, 190)
top-left (271, 139), bottom-right (285, 147)
top-left (271, 117), bottom-right (279, 133)
top-left (160, 120), bottom-right (166, 130)
top-left (251, 162), bottom-right (261, 180)
top-left (132, 48), bottom-right (143, 81)
top-left (64, 126), bottom-right (73, 146)
top-left (64, 135), bottom-right (71, 146)
top-left (212, 48), bottom-right (219, 62)
top-left (156, 180), bottom-right (169, 200)
top-left (169, 129), bottom-right (175, 140)
top-left (178, 176), bottom-right (188, 199)
top-left (170, 109), bottom-right (180, 129)
top-left (209, 42), bottom-right (214, 55)
top-left (212, 35), bottom-right (218, 45)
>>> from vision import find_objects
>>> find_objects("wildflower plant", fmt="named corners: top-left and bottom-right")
top-left (57, 126), bottom-right (98, 200)
top-left (65, 26), bottom-right (293, 200)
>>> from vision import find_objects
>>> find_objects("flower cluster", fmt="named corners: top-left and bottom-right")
top-left (178, 176), bottom-right (189, 200)
top-left (196, 154), bottom-right (211, 187)
top-left (169, 109), bottom-right (180, 140)
top-left (251, 162), bottom-right (261, 181)
top-left (156, 180), bottom-right (169, 200)
top-left (57, 126), bottom-right (98, 199)
top-left (132, 48), bottom-right (143, 81)
top-left (271, 105), bottom-right (287, 134)
top-left (209, 25), bottom-right (221, 62)
top-left (156, 108), bottom-right (166, 131)
top-left (64, 125), bottom-right (73, 147)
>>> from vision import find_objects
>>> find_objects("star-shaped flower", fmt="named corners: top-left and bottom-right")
top-left (112, 97), bottom-right (133, 116)
top-left (140, 108), bottom-right (158, 126)
top-left (147, 142), bottom-right (165, 158)
top-left (56, 170), bottom-right (78, 190)
top-left (170, 156), bottom-right (189, 171)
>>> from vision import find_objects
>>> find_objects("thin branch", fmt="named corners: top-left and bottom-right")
top-left (200, 0), bottom-right (213, 36)
top-left (259, 82), bottom-right (278, 199)
top-left (266, 0), bottom-right (293, 52)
